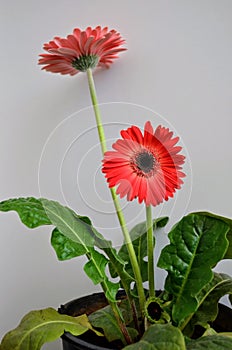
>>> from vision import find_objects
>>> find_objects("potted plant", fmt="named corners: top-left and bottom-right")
top-left (0, 26), bottom-right (232, 350)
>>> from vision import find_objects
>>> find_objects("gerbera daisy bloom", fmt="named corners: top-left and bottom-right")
top-left (38, 26), bottom-right (126, 75)
top-left (102, 121), bottom-right (185, 207)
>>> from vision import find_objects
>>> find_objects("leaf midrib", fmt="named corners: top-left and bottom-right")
top-left (45, 204), bottom-right (89, 252)
top-left (18, 318), bottom-right (86, 347)
top-left (175, 222), bottom-right (205, 307)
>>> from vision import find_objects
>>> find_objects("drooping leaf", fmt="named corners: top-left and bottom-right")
top-left (40, 198), bottom-right (94, 248)
top-left (186, 335), bottom-right (232, 350)
top-left (0, 197), bottom-right (120, 302)
top-left (197, 212), bottom-right (232, 259)
top-left (124, 323), bottom-right (186, 350)
top-left (0, 197), bottom-right (51, 228)
top-left (0, 308), bottom-right (100, 350)
top-left (51, 216), bottom-right (133, 299)
top-left (157, 213), bottom-right (230, 326)
top-left (118, 217), bottom-right (169, 282)
top-left (89, 301), bottom-right (138, 344)
top-left (0, 197), bottom-right (94, 251)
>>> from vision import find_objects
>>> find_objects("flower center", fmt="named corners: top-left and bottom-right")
top-left (135, 151), bottom-right (155, 173)
top-left (72, 55), bottom-right (99, 72)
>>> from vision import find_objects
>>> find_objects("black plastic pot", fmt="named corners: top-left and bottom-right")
top-left (59, 292), bottom-right (232, 350)
top-left (59, 292), bottom-right (119, 350)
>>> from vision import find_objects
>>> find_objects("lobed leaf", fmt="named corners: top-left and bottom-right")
top-left (0, 308), bottom-right (98, 350)
top-left (0, 197), bottom-right (120, 303)
top-left (158, 213), bottom-right (230, 325)
top-left (0, 197), bottom-right (94, 252)
top-left (0, 197), bottom-right (51, 228)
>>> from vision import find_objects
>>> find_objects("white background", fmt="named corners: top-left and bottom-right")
top-left (1, 1), bottom-right (232, 349)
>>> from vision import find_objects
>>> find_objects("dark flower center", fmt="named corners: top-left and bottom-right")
top-left (147, 301), bottom-right (162, 321)
top-left (72, 55), bottom-right (99, 72)
top-left (135, 151), bottom-right (155, 173)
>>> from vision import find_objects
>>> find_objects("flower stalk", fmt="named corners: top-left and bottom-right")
top-left (86, 68), bottom-right (146, 315)
top-left (146, 205), bottom-right (155, 297)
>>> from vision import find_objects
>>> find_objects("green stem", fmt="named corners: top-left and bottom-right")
top-left (146, 205), bottom-right (155, 297)
top-left (86, 68), bottom-right (146, 314)
top-left (86, 68), bottom-right (107, 154)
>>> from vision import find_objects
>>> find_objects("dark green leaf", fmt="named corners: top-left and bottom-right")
top-left (124, 324), bottom-right (186, 350)
top-left (190, 273), bottom-right (232, 329)
top-left (118, 217), bottom-right (169, 282)
top-left (197, 212), bottom-right (232, 259)
top-left (158, 213), bottom-right (230, 325)
top-left (84, 248), bottom-right (119, 302)
top-left (51, 228), bottom-right (86, 260)
top-left (41, 199), bottom-right (94, 249)
top-left (84, 249), bottom-right (109, 285)
top-left (87, 225), bottom-right (134, 295)
top-left (186, 335), bottom-right (232, 349)
top-left (0, 308), bottom-right (100, 350)
top-left (89, 302), bottom-right (138, 344)
top-left (0, 197), bottom-right (51, 228)
top-left (50, 212), bottom-right (131, 302)
top-left (0, 197), bottom-right (95, 251)
top-left (89, 304), bottom-right (124, 343)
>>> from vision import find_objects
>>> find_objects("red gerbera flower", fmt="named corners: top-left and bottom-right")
top-left (38, 26), bottom-right (126, 75)
top-left (102, 121), bottom-right (185, 207)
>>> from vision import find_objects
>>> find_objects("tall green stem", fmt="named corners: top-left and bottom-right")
top-left (86, 68), bottom-right (107, 154)
top-left (86, 68), bottom-right (145, 314)
top-left (146, 205), bottom-right (155, 297)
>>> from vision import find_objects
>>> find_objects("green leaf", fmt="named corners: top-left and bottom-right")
top-left (157, 213), bottom-right (230, 326)
top-left (41, 198), bottom-right (94, 248)
top-left (89, 304), bottom-right (124, 343)
top-left (0, 308), bottom-right (99, 350)
top-left (194, 273), bottom-right (232, 325)
top-left (0, 197), bottom-right (95, 251)
top-left (196, 212), bottom-right (232, 259)
top-left (186, 335), bottom-right (232, 349)
top-left (84, 249), bottom-right (108, 284)
top-left (0, 197), bottom-right (51, 228)
top-left (89, 301), bottom-right (138, 344)
top-left (182, 273), bottom-right (232, 336)
top-left (51, 228), bottom-right (86, 260)
top-left (84, 248), bottom-right (119, 302)
top-left (124, 324), bottom-right (186, 350)
top-left (54, 214), bottom-right (133, 300)
top-left (86, 224), bottom-right (134, 296)
top-left (118, 217), bottom-right (169, 282)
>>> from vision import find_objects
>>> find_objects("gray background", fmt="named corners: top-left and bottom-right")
top-left (1, 1), bottom-right (232, 349)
